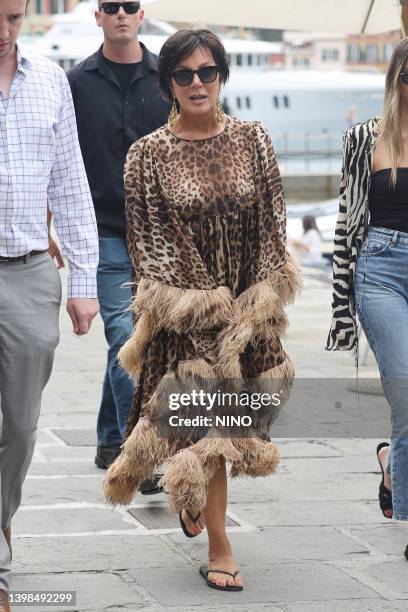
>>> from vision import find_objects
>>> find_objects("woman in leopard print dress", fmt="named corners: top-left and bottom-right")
top-left (105, 29), bottom-right (300, 591)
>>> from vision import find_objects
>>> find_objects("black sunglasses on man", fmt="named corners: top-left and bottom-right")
top-left (100, 2), bottom-right (140, 15)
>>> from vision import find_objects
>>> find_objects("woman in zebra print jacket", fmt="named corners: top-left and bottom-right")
top-left (328, 38), bottom-right (408, 557)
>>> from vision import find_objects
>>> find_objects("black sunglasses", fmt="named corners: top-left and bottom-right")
top-left (100, 2), bottom-right (140, 14)
top-left (400, 72), bottom-right (408, 85)
top-left (171, 66), bottom-right (219, 87)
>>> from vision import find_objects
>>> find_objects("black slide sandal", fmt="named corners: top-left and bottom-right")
top-left (376, 442), bottom-right (393, 518)
top-left (199, 564), bottom-right (243, 592)
top-left (179, 509), bottom-right (202, 538)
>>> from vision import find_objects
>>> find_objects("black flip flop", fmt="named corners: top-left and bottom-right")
top-left (179, 509), bottom-right (202, 538)
top-left (376, 442), bottom-right (393, 519)
top-left (199, 564), bottom-right (243, 592)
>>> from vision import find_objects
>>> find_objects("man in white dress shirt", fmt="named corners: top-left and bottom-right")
top-left (0, 1), bottom-right (99, 608)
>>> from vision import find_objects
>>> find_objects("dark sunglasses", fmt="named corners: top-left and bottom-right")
top-left (400, 72), bottom-right (408, 85)
top-left (100, 2), bottom-right (140, 15)
top-left (171, 66), bottom-right (219, 87)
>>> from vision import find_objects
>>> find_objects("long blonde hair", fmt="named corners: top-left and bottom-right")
top-left (378, 37), bottom-right (408, 186)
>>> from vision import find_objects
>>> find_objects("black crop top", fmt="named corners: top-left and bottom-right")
top-left (369, 168), bottom-right (408, 233)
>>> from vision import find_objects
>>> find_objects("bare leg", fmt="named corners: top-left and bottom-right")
top-left (203, 457), bottom-right (244, 589)
top-left (378, 445), bottom-right (393, 519)
top-left (180, 506), bottom-right (206, 536)
top-left (378, 446), bottom-right (392, 491)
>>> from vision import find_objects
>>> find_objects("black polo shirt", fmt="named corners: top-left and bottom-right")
top-left (68, 44), bottom-right (170, 238)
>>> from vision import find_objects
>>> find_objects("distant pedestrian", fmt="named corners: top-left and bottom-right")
top-left (328, 37), bottom-right (408, 561)
top-left (0, 0), bottom-right (99, 608)
top-left (68, 0), bottom-right (170, 482)
top-left (289, 215), bottom-right (325, 266)
top-left (104, 28), bottom-right (300, 592)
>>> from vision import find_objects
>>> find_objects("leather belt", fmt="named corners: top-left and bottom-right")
top-left (0, 249), bottom-right (48, 263)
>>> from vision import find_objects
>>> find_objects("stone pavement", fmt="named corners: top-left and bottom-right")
top-left (9, 269), bottom-right (408, 612)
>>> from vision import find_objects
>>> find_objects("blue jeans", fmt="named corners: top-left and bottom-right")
top-left (97, 237), bottom-right (134, 445)
top-left (355, 226), bottom-right (408, 520)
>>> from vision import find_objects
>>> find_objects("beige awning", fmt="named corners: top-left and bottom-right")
top-left (144, 0), bottom-right (402, 35)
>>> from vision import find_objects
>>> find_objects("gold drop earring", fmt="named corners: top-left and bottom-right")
top-left (168, 99), bottom-right (179, 129)
top-left (213, 99), bottom-right (225, 124)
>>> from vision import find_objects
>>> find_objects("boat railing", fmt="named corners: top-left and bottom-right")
top-left (274, 130), bottom-right (345, 157)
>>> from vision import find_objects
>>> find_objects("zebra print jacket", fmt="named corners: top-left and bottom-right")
top-left (327, 117), bottom-right (380, 351)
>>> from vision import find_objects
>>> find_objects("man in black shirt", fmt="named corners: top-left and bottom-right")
top-left (68, 1), bottom-right (169, 485)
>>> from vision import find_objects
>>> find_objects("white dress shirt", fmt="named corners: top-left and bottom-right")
top-left (0, 46), bottom-right (98, 298)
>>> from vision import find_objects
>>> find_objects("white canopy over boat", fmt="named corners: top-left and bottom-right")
top-left (144, 0), bottom-right (403, 35)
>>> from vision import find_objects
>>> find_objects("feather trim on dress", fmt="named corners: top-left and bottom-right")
top-left (217, 255), bottom-right (301, 377)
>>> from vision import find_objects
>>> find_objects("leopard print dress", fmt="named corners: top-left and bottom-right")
top-left (104, 116), bottom-right (301, 513)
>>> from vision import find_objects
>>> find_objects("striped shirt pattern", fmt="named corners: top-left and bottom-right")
top-left (327, 117), bottom-right (379, 351)
top-left (0, 46), bottom-right (98, 298)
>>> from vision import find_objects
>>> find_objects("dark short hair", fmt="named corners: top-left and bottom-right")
top-left (158, 29), bottom-right (229, 101)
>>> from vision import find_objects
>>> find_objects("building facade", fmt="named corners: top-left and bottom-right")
top-left (346, 30), bottom-right (401, 72)
top-left (28, 0), bottom-right (77, 15)
top-left (285, 30), bottom-right (401, 73)
top-left (25, 0), bottom-right (78, 33)
top-left (285, 32), bottom-right (347, 71)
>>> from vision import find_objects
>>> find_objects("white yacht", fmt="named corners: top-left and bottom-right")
top-left (223, 69), bottom-right (384, 154)
top-left (24, 2), bottom-right (385, 155)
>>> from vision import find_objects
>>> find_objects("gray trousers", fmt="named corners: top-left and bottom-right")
top-left (0, 254), bottom-right (61, 591)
